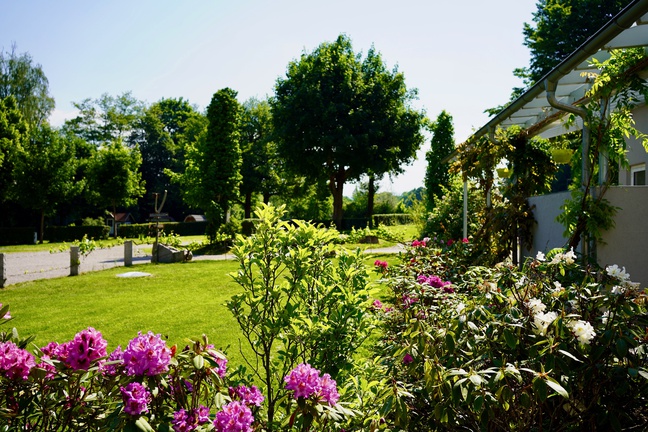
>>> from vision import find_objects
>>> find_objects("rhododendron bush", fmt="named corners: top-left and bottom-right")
top-left (378, 241), bottom-right (648, 431)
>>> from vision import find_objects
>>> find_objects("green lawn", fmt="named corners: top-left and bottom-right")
top-left (1, 260), bottom-right (247, 364)
top-left (1, 253), bottom-right (397, 370)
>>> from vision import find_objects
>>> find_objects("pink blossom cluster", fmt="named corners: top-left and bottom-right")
top-left (123, 331), bottom-right (172, 376)
top-left (374, 260), bottom-right (388, 271)
top-left (411, 239), bottom-right (427, 247)
top-left (0, 341), bottom-right (36, 380)
top-left (100, 345), bottom-right (124, 376)
top-left (403, 353), bottom-right (414, 365)
top-left (229, 384), bottom-right (264, 407)
top-left (213, 401), bottom-right (254, 432)
top-left (401, 294), bottom-right (419, 309)
top-left (64, 327), bottom-right (108, 370)
top-left (172, 405), bottom-right (210, 432)
top-left (206, 346), bottom-right (227, 378)
top-left (120, 382), bottom-right (152, 416)
top-left (417, 274), bottom-right (454, 293)
top-left (284, 363), bottom-right (340, 406)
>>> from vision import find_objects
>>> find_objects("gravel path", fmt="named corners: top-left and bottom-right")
top-left (1, 243), bottom-right (403, 287)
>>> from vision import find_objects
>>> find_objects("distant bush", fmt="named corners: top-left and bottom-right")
top-left (373, 213), bottom-right (412, 226)
top-left (45, 226), bottom-right (109, 242)
top-left (118, 222), bottom-right (208, 238)
top-left (0, 228), bottom-right (36, 246)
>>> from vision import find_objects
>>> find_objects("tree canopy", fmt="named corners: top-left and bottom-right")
top-left (517, 0), bottom-right (632, 86)
top-left (272, 34), bottom-right (425, 227)
top-left (425, 110), bottom-right (455, 211)
top-left (0, 45), bottom-right (54, 127)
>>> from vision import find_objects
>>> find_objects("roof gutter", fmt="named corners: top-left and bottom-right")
top-left (466, 0), bottom-right (648, 145)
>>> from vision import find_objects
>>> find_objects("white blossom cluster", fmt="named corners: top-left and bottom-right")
top-left (605, 264), bottom-right (640, 295)
top-left (526, 297), bottom-right (596, 345)
top-left (535, 248), bottom-right (577, 265)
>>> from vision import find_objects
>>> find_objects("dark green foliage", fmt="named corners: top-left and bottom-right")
top-left (44, 225), bottom-right (109, 242)
top-left (518, 0), bottom-right (632, 86)
top-left (372, 213), bottom-right (412, 226)
top-left (272, 34), bottom-right (425, 228)
top-left (0, 96), bottom-right (28, 203)
top-left (0, 227), bottom-right (36, 245)
top-left (425, 110), bottom-right (455, 211)
top-left (117, 221), bottom-right (208, 238)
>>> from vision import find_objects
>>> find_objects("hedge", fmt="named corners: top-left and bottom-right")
top-left (0, 227), bottom-right (36, 246)
top-left (118, 222), bottom-right (208, 238)
top-left (372, 213), bottom-right (412, 226)
top-left (45, 225), bottom-right (110, 243)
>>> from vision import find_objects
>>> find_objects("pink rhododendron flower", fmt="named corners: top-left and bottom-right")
top-left (411, 239), bottom-right (427, 247)
top-left (65, 327), bottom-right (108, 371)
top-left (123, 331), bottom-right (172, 376)
top-left (120, 382), bottom-right (151, 416)
top-left (447, 239), bottom-right (454, 246)
top-left (100, 346), bottom-right (124, 376)
top-left (417, 274), bottom-right (452, 289)
top-left (284, 363), bottom-right (340, 406)
top-left (372, 299), bottom-right (383, 310)
top-left (229, 385), bottom-right (264, 407)
top-left (462, 238), bottom-right (469, 244)
top-left (318, 373), bottom-right (340, 405)
top-left (284, 363), bottom-right (321, 398)
top-left (0, 341), bottom-right (36, 380)
top-left (401, 294), bottom-right (418, 309)
top-left (403, 353), bottom-right (414, 365)
top-left (374, 260), bottom-right (388, 270)
top-left (213, 401), bottom-right (254, 432)
top-left (172, 406), bottom-right (211, 432)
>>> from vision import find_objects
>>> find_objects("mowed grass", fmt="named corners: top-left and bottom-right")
top-left (1, 260), bottom-right (248, 366)
top-left (1, 246), bottom-right (401, 371)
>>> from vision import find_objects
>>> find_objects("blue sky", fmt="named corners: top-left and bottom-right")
top-left (1, 0), bottom-right (536, 194)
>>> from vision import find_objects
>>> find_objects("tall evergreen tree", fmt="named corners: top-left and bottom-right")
top-left (424, 110), bottom-right (455, 211)
top-left (173, 88), bottom-right (242, 235)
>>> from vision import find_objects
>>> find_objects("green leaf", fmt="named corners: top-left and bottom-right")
top-left (544, 377), bottom-right (569, 399)
top-left (503, 329), bottom-right (517, 349)
top-left (193, 354), bottom-right (205, 370)
top-left (473, 395), bottom-right (484, 412)
top-left (616, 338), bottom-right (628, 357)
top-left (135, 417), bottom-right (154, 432)
top-left (558, 349), bottom-right (582, 363)
top-left (445, 333), bottom-right (455, 352)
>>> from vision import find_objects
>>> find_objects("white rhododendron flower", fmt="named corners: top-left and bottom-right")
top-left (526, 298), bottom-right (546, 315)
top-left (550, 247), bottom-right (577, 265)
top-left (611, 285), bottom-right (626, 295)
top-left (533, 311), bottom-right (558, 336)
top-left (568, 320), bottom-right (596, 345)
top-left (535, 251), bottom-right (546, 262)
top-left (606, 264), bottom-right (630, 282)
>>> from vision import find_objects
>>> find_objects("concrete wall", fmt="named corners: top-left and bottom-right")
top-left (598, 186), bottom-right (648, 286)
top-left (526, 187), bottom-right (648, 287)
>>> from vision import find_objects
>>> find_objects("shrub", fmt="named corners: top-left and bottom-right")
top-left (45, 225), bottom-right (110, 242)
top-left (0, 228), bottom-right (35, 246)
top-left (378, 243), bottom-right (648, 431)
top-left (373, 213), bottom-right (412, 226)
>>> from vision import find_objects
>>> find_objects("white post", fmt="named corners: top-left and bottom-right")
top-left (124, 240), bottom-right (133, 267)
top-left (70, 246), bottom-right (80, 276)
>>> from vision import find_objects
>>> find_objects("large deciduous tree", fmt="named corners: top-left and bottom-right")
top-left (172, 88), bottom-right (242, 235)
top-left (0, 96), bottom-right (28, 204)
top-left (272, 35), bottom-right (425, 228)
top-left (0, 45), bottom-right (54, 127)
top-left (425, 110), bottom-right (455, 211)
top-left (86, 140), bottom-right (145, 235)
top-left (517, 0), bottom-right (632, 86)
top-left (63, 92), bottom-right (145, 145)
top-left (131, 98), bottom-right (205, 220)
top-left (13, 125), bottom-right (81, 242)
top-left (239, 98), bottom-right (285, 218)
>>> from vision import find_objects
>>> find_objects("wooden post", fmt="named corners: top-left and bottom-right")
top-left (124, 240), bottom-right (133, 267)
top-left (0, 253), bottom-right (6, 288)
top-left (70, 246), bottom-right (80, 276)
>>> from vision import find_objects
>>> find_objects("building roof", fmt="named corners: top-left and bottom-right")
top-left (467, 0), bottom-right (648, 143)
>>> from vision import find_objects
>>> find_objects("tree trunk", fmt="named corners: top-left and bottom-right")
top-left (39, 209), bottom-right (45, 244)
top-left (367, 175), bottom-right (376, 228)
top-left (244, 192), bottom-right (252, 219)
top-left (112, 200), bottom-right (117, 238)
top-left (329, 168), bottom-right (346, 230)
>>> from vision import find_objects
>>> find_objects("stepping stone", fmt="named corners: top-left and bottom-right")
top-left (116, 271), bottom-right (152, 278)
